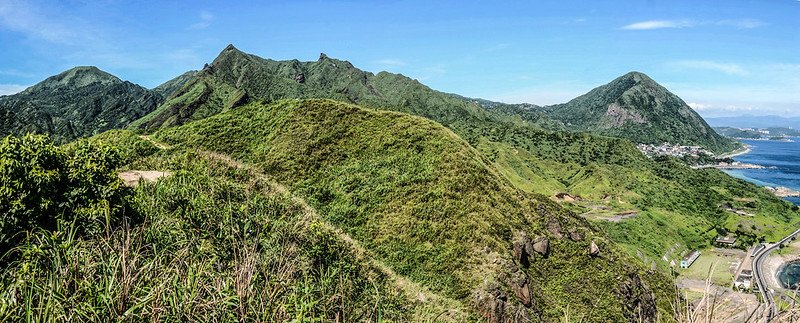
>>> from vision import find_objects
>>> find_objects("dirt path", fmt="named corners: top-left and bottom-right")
top-left (138, 135), bottom-right (172, 150)
top-left (192, 149), bottom-right (468, 320)
top-left (118, 170), bottom-right (171, 187)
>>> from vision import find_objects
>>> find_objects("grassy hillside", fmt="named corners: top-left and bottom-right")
top-left (0, 132), bottom-right (455, 322)
top-left (147, 99), bottom-right (677, 321)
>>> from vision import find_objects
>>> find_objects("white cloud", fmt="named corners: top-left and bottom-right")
top-left (622, 18), bottom-right (765, 31)
top-left (0, 84), bottom-right (28, 95)
top-left (189, 11), bottom-right (214, 30)
top-left (669, 60), bottom-right (748, 76)
top-left (717, 19), bottom-right (764, 29)
top-left (374, 59), bottom-right (407, 67)
top-left (621, 20), bottom-right (695, 30)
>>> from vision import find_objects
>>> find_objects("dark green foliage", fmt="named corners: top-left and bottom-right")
top-left (0, 67), bottom-right (161, 143)
top-left (0, 134), bottom-right (126, 252)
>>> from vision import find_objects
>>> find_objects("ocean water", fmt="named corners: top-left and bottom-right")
top-left (722, 138), bottom-right (800, 206)
top-left (778, 261), bottom-right (800, 289)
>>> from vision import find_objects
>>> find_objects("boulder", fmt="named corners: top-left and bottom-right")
top-left (531, 237), bottom-right (549, 257)
top-left (546, 220), bottom-right (563, 239)
top-left (476, 288), bottom-right (507, 323)
top-left (589, 241), bottom-right (600, 257)
top-left (511, 273), bottom-right (532, 307)
top-left (568, 230), bottom-right (584, 241)
top-left (294, 73), bottom-right (305, 83)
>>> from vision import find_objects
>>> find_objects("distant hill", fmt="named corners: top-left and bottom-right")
top-left (152, 70), bottom-right (198, 99)
top-left (706, 115), bottom-right (800, 129)
top-left (0, 66), bottom-right (161, 142)
top-left (714, 126), bottom-right (800, 139)
top-left (542, 72), bottom-right (739, 153)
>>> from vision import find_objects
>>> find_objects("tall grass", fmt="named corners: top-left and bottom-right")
top-left (0, 153), bottom-right (408, 322)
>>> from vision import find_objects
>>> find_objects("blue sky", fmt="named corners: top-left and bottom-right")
top-left (0, 0), bottom-right (798, 117)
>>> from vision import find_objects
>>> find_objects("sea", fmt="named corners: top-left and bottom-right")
top-left (722, 138), bottom-right (800, 206)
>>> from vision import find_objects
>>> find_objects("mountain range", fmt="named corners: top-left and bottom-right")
top-left (2, 44), bottom-right (798, 322)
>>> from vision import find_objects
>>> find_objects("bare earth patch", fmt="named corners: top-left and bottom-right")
top-left (119, 170), bottom-right (172, 187)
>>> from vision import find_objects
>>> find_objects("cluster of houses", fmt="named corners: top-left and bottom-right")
top-left (636, 143), bottom-right (712, 158)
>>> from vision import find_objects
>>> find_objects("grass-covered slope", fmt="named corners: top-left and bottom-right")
top-left (150, 98), bottom-right (676, 321)
top-left (543, 72), bottom-right (739, 154)
top-left (0, 67), bottom-right (161, 143)
top-left (0, 133), bottom-right (445, 322)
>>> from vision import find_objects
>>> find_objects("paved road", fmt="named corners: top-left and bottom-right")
top-left (752, 228), bottom-right (800, 322)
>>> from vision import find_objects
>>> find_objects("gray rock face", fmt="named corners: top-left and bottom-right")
top-left (589, 241), bottom-right (600, 257)
top-left (546, 220), bottom-right (563, 239)
top-left (532, 237), bottom-right (549, 256)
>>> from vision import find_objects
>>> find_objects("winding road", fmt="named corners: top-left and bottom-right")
top-left (752, 228), bottom-right (800, 322)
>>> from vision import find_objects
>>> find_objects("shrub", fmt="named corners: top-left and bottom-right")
top-left (0, 134), bottom-right (127, 253)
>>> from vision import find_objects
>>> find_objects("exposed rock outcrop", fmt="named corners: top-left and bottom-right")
top-left (546, 220), bottom-right (563, 239)
top-left (589, 241), bottom-right (600, 257)
top-left (532, 237), bottom-right (549, 257)
top-left (512, 232), bottom-right (534, 268)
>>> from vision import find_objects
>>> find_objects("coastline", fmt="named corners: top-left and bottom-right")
top-left (718, 144), bottom-right (752, 159)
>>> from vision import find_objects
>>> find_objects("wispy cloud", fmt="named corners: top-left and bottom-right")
top-left (189, 11), bottom-right (214, 30)
top-left (669, 60), bottom-right (748, 76)
top-left (374, 59), bottom-right (407, 67)
top-left (621, 20), bottom-right (695, 30)
top-left (0, 83), bottom-right (28, 95)
top-left (483, 43), bottom-right (510, 52)
top-left (0, 1), bottom-right (77, 43)
top-left (622, 18), bottom-right (765, 30)
top-left (717, 19), bottom-right (764, 29)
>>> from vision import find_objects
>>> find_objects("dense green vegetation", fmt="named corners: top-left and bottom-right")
top-left (0, 134), bottom-right (127, 253)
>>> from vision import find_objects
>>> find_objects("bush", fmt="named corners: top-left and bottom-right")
top-left (0, 134), bottom-right (127, 253)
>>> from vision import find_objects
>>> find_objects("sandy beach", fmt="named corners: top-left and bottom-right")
top-left (718, 145), bottom-right (752, 159)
